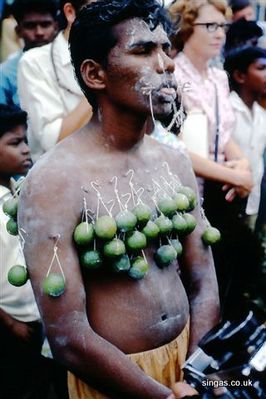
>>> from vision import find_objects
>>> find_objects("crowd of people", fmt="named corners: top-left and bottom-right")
top-left (0, 0), bottom-right (266, 398)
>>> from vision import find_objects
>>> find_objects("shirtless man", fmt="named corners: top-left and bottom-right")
top-left (19, 1), bottom-right (220, 398)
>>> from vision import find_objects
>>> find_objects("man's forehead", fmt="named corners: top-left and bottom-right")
top-left (22, 12), bottom-right (55, 21)
top-left (113, 17), bottom-right (169, 46)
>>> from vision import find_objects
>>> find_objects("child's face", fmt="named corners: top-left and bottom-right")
top-left (245, 58), bottom-right (266, 98)
top-left (0, 125), bottom-right (32, 179)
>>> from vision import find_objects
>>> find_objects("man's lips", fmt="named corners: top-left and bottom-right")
top-left (160, 87), bottom-right (177, 96)
top-left (22, 159), bottom-right (32, 167)
top-left (157, 86), bottom-right (177, 102)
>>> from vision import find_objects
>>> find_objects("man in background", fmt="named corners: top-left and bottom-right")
top-left (0, 0), bottom-right (58, 106)
top-left (17, 0), bottom-right (94, 163)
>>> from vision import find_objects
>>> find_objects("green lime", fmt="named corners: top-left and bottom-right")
top-left (126, 231), bottom-right (147, 251)
top-left (3, 197), bottom-right (18, 219)
top-left (8, 265), bottom-right (28, 287)
top-left (170, 239), bottom-right (183, 257)
top-left (173, 193), bottom-right (190, 212)
top-left (142, 220), bottom-right (160, 240)
top-left (73, 222), bottom-right (94, 246)
top-left (128, 256), bottom-right (149, 280)
top-left (80, 250), bottom-right (102, 269)
top-left (157, 197), bottom-right (177, 217)
top-left (112, 254), bottom-right (131, 272)
top-left (43, 273), bottom-right (65, 297)
top-left (115, 210), bottom-right (137, 232)
top-left (172, 213), bottom-right (187, 235)
top-left (103, 238), bottom-right (126, 258)
top-left (155, 245), bottom-right (177, 267)
top-left (6, 218), bottom-right (18, 236)
top-left (183, 213), bottom-right (197, 234)
top-left (132, 203), bottom-right (152, 226)
top-left (177, 186), bottom-right (197, 211)
top-left (95, 215), bottom-right (117, 240)
top-left (154, 215), bottom-right (173, 236)
top-left (202, 227), bottom-right (221, 245)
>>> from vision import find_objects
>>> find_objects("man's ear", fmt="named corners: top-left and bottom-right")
top-left (63, 2), bottom-right (76, 25)
top-left (233, 69), bottom-right (246, 85)
top-left (80, 59), bottom-right (106, 90)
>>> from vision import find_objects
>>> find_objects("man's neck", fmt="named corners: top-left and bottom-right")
top-left (91, 110), bottom-right (147, 151)
top-left (237, 88), bottom-right (256, 111)
top-left (63, 24), bottom-right (71, 41)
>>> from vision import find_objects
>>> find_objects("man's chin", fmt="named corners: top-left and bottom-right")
top-left (30, 41), bottom-right (50, 49)
top-left (153, 104), bottom-right (174, 120)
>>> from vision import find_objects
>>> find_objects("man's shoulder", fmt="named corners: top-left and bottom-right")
top-left (145, 134), bottom-right (190, 166)
top-left (19, 42), bottom-right (52, 68)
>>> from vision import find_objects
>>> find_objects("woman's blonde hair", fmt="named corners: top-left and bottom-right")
top-left (169, 0), bottom-right (231, 50)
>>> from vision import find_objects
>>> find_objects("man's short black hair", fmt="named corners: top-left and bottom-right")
top-left (229, 0), bottom-right (251, 13)
top-left (224, 18), bottom-right (263, 54)
top-left (12, 0), bottom-right (58, 23)
top-left (224, 46), bottom-right (266, 90)
top-left (0, 104), bottom-right (28, 137)
top-left (69, 0), bottom-right (173, 110)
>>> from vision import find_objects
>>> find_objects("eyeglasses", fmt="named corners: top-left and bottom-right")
top-left (193, 22), bottom-right (231, 33)
top-left (21, 21), bottom-right (54, 30)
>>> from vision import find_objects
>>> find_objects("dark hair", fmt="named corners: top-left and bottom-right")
top-left (12, 0), bottom-right (58, 23)
top-left (0, 104), bottom-right (28, 137)
top-left (224, 46), bottom-right (266, 90)
top-left (224, 18), bottom-right (263, 53)
top-left (69, 0), bottom-right (173, 110)
top-left (229, 0), bottom-right (250, 13)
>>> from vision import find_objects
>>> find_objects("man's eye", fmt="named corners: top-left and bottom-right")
top-left (9, 140), bottom-right (21, 146)
top-left (135, 47), bottom-right (150, 54)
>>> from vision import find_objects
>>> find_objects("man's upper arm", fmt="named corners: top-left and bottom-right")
top-left (18, 173), bottom-right (88, 343)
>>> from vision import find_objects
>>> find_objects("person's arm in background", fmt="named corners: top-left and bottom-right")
top-left (223, 137), bottom-right (250, 170)
top-left (189, 150), bottom-right (253, 200)
top-left (17, 49), bottom-right (92, 153)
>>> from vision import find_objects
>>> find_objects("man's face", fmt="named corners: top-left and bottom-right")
top-left (0, 125), bottom-right (31, 178)
top-left (104, 18), bottom-right (177, 119)
top-left (244, 58), bottom-right (266, 98)
top-left (233, 6), bottom-right (255, 21)
top-left (16, 12), bottom-right (58, 50)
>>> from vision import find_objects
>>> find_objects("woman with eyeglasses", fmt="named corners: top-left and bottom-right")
top-left (169, 0), bottom-right (257, 317)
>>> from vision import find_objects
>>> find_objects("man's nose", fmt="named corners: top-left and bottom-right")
top-left (22, 142), bottom-right (30, 155)
top-left (156, 51), bottom-right (175, 74)
top-left (35, 24), bottom-right (45, 36)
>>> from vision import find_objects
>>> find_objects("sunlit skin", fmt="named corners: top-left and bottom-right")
top-left (19, 17), bottom-right (219, 399)
top-left (0, 126), bottom-right (31, 188)
top-left (15, 12), bottom-right (58, 50)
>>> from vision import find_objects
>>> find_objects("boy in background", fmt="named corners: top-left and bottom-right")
top-left (224, 46), bottom-right (266, 313)
top-left (224, 46), bottom-right (266, 230)
top-left (0, 103), bottom-right (69, 399)
top-left (0, 103), bottom-right (43, 398)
